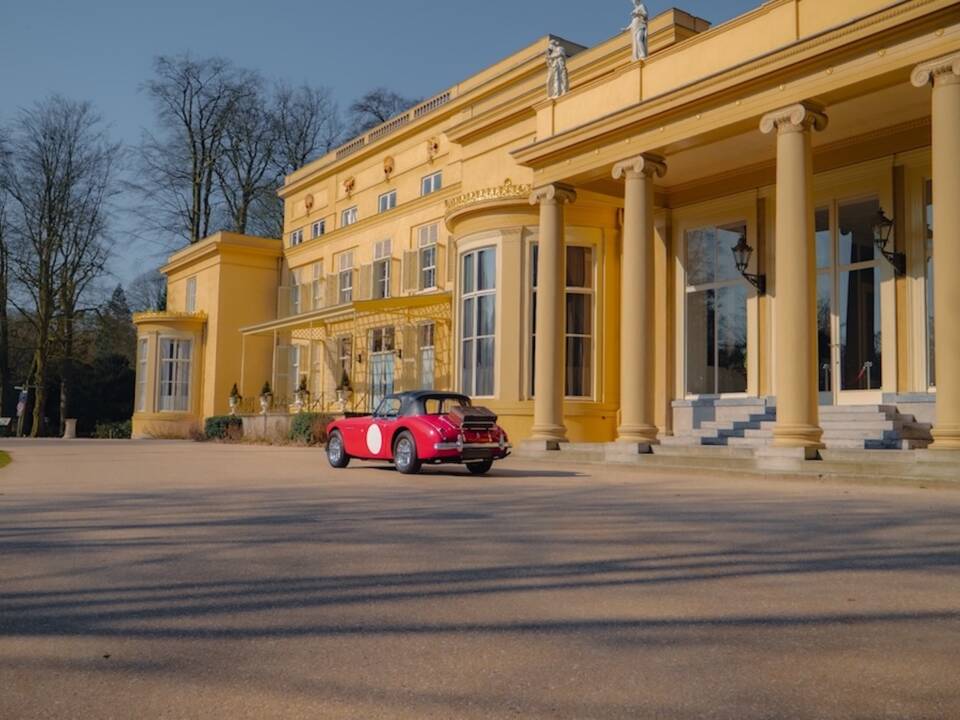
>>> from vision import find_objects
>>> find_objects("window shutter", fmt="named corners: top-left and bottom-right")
top-left (299, 284), bottom-right (310, 314)
top-left (447, 237), bottom-right (457, 285)
top-left (358, 264), bottom-right (373, 301)
top-left (322, 338), bottom-right (339, 405)
top-left (328, 275), bottom-right (340, 306)
top-left (390, 258), bottom-right (401, 298)
top-left (275, 345), bottom-right (291, 400)
top-left (400, 324), bottom-right (419, 391)
top-left (403, 250), bottom-right (419, 293)
top-left (437, 244), bottom-right (447, 289)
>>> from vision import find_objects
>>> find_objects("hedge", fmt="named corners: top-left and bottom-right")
top-left (94, 419), bottom-right (132, 439)
top-left (204, 415), bottom-right (243, 441)
top-left (289, 413), bottom-right (334, 445)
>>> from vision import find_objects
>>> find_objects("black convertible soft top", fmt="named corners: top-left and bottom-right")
top-left (387, 391), bottom-right (472, 417)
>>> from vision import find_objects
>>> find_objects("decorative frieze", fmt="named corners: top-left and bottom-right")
top-left (444, 179), bottom-right (533, 213)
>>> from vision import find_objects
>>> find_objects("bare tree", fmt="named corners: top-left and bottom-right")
top-left (55, 133), bottom-right (117, 435)
top-left (0, 96), bottom-right (117, 436)
top-left (215, 77), bottom-right (276, 236)
top-left (0, 190), bottom-right (11, 417)
top-left (135, 55), bottom-right (254, 246)
top-left (251, 83), bottom-right (343, 237)
top-left (347, 88), bottom-right (421, 136)
top-left (274, 83), bottom-right (343, 173)
top-left (127, 267), bottom-right (167, 312)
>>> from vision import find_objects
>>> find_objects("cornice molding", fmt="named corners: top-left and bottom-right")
top-left (513, 0), bottom-right (952, 168)
top-left (133, 311), bottom-right (207, 325)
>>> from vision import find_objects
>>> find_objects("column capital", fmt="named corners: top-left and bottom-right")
top-left (759, 102), bottom-right (828, 136)
top-left (911, 53), bottom-right (960, 88)
top-left (612, 154), bottom-right (667, 181)
top-left (529, 183), bottom-right (577, 206)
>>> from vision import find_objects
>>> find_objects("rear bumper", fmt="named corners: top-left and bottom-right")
top-left (433, 441), bottom-right (512, 462)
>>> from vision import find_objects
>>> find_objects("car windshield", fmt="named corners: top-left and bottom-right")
top-left (374, 397), bottom-right (402, 418)
top-left (422, 396), bottom-right (471, 415)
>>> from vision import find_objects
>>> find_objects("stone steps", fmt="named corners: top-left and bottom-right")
top-left (516, 443), bottom-right (960, 485)
top-left (670, 403), bottom-right (932, 451)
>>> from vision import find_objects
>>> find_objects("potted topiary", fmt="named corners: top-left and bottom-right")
top-left (228, 383), bottom-right (242, 416)
top-left (259, 381), bottom-right (273, 415)
top-left (335, 368), bottom-right (352, 406)
top-left (294, 375), bottom-right (310, 413)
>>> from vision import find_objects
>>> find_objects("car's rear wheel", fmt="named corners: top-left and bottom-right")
top-left (465, 459), bottom-right (494, 475)
top-left (326, 430), bottom-right (350, 468)
top-left (393, 431), bottom-right (422, 475)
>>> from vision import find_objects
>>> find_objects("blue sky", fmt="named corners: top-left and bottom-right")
top-left (1, 0), bottom-right (758, 282)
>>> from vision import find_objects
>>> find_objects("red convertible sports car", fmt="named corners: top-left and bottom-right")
top-left (325, 391), bottom-right (511, 475)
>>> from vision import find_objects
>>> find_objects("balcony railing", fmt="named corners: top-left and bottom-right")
top-left (330, 90), bottom-right (453, 163)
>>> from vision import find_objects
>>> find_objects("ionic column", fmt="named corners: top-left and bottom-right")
top-left (760, 103), bottom-right (828, 454)
top-left (913, 55), bottom-right (960, 450)
top-left (613, 154), bottom-right (666, 448)
top-left (529, 183), bottom-right (577, 448)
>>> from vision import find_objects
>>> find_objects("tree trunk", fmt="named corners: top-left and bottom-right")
top-left (31, 345), bottom-right (46, 438)
top-left (59, 313), bottom-right (74, 437)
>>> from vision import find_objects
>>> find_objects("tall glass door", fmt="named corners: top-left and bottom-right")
top-left (369, 327), bottom-right (396, 411)
top-left (816, 197), bottom-right (884, 405)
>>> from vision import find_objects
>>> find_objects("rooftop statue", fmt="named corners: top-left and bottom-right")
top-left (546, 39), bottom-right (569, 99)
top-left (627, 0), bottom-right (649, 61)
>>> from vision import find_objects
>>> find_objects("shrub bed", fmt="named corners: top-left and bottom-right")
top-left (94, 419), bottom-right (132, 439)
top-left (289, 413), bottom-right (333, 445)
top-left (204, 415), bottom-right (243, 441)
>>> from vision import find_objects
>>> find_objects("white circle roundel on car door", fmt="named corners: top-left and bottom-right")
top-left (366, 424), bottom-right (383, 455)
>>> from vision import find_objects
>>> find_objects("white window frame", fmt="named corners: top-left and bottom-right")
top-left (289, 268), bottom-right (301, 315)
top-left (136, 337), bottom-right (149, 412)
top-left (311, 220), bottom-right (326, 239)
top-left (378, 190), bottom-right (397, 213)
top-left (460, 246), bottom-right (496, 398)
top-left (290, 228), bottom-right (304, 246)
top-left (337, 336), bottom-right (353, 379)
top-left (312, 261), bottom-right (324, 309)
top-left (418, 223), bottom-right (439, 290)
top-left (924, 178), bottom-right (935, 389)
top-left (185, 276), bottom-right (197, 313)
top-left (373, 239), bottom-right (392, 300)
top-left (419, 322), bottom-right (435, 390)
top-left (421, 171), bottom-right (443, 197)
top-left (338, 251), bottom-right (354, 304)
top-left (341, 206), bottom-right (358, 227)
top-left (157, 337), bottom-right (192, 413)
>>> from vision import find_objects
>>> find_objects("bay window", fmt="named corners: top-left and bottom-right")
top-left (158, 338), bottom-right (192, 412)
top-left (925, 179), bottom-right (935, 388)
top-left (460, 247), bottom-right (496, 396)
top-left (135, 338), bottom-right (148, 412)
top-left (530, 244), bottom-right (595, 398)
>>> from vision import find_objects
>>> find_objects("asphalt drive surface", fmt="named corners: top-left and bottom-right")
top-left (1, 439), bottom-right (959, 719)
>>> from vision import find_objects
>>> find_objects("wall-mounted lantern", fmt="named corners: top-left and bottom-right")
top-left (731, 236), bottom-right (766, 295)
top-left (872, 209), bottom-right (905, 276)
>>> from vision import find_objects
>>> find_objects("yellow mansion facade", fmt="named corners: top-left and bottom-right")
top-left (134, 0), bottom-right (960, 457)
